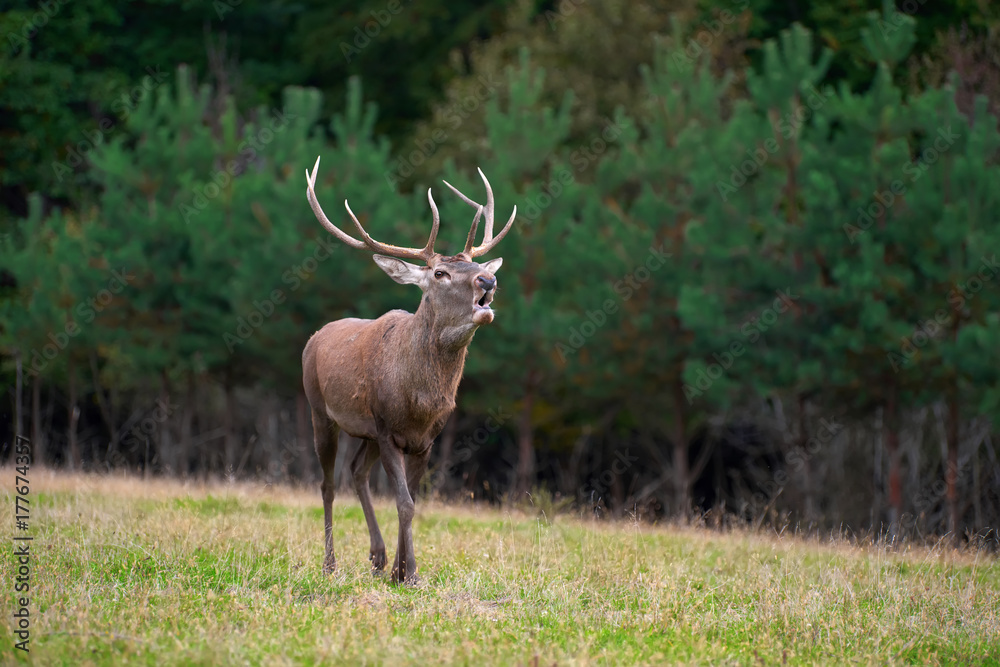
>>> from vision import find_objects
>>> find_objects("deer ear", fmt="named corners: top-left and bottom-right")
top-left (372, 255), bottom-right (427, 286)
top-left (480, 257), bottom-right (503, 274)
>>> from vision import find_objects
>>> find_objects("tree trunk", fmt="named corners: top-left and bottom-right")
top-left (884, 384), bottom-right (902, 533)
top-left (14, 349), bottom-right (23, 440)
top-left (266, 401), bottom-right (281, 480)
top-left (515, 378), bottom-right (536, 498)
top-left (435, 412), bottom-right (458, 492)
top-left (973, 451), bottom-right (982, 531)
top-left (798, 395), bottom-right (815, 522)
top-left (610, 456), bottom-right (625, 517)
top-left (224, 377), bottom-right (238, 474)
top-left (67, 359), bottom-right (81, 470)
top-left (159, 373), bottom-right (175, 476)
top-left (89, 351), bottom-right (119, 460)
top-left (946, 393), bottom-right (960, 547)
top-left (144, 431), bottom-right (151, 480)
top-left (672, 380), bottom-right (690, 518)
top-left (31, 377), bottom-right (43, 466)
top-left (296, 391), bottom-right (311, 479)
top-left (567, 424), bottom-right (592, 500)
top-left (181, 372), bottom-right (195, 477)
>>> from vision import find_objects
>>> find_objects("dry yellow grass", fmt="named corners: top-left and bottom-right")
top-left (1, 468), bottom-right (998, 665)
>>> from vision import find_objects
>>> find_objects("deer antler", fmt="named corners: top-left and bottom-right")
top-left (306, 156), bottom-right (439, 263)
top-left (443, 168), bottom-right (517, 258)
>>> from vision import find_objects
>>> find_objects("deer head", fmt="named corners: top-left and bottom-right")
top-left (305, 156), bottom-right (516, 330)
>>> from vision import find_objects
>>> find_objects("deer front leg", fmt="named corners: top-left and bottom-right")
top-left (351, 438), bottom-right (387, 572)
top-left (399, 449), bottom-right (431, 581)
top-left (311, 411), bottom-right (339, 575)
top-left (378, 436), bottom-right (418, 584)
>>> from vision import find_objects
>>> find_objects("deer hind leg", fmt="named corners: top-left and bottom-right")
top-left (312, 409), bottom-right (339, 575)
top-left (351, 438), bottom-right (387, 572)
top-left (405, 450), bottom-right (431, 507)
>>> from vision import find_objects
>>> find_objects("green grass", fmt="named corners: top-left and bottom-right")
top-left (2, 470), bottom-right (998, 665)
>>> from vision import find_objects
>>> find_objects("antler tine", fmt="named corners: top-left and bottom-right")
top-left (463, 205), bottom-right (484, 256)
top-left (305, 156), bottom-right (367, 250)
top-left (424, 188), bottom-right (440, 256)
top-left (306, 155), bottom-right (434, 263)
top-left (470, 205), bottom-right (517, 258)
top-left (442, 179), bottom-right (478, 208)
top-left (343, 200), bottom-right (432, 262)
top-left (477, 167), bottom-right (496, 242)
top-left (442, 168), bottom-right (515, 257)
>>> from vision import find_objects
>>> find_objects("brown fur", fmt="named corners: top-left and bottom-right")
top-left (302, 253), bottom-right (502, 583)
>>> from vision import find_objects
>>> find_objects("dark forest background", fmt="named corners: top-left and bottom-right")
top-left (2, 0), bottom-right (1000, 543)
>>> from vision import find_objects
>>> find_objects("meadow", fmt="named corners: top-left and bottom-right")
top-left (1, 469), bottom-right (998, 666)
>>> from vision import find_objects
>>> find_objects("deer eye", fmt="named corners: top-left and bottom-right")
top-left (434, 270), bottom-right (449, 279)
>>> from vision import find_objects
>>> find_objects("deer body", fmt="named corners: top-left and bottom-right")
top-left (301, 157), bottom-right (515, 583)
top-left (303, 308), bottom-right (469, 451)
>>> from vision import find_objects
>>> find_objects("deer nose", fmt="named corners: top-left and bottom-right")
top-left (476, 275), bottom-right (496, 291)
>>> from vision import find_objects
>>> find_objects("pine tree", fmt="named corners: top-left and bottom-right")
top-left (441, 50), bottom-right (584, 497)
top-left (579, 36), bottom-right (757, 514)
top-left (46, 66), bottom-right (416, 472)
top-left (0, 196), bottom-right (102, 462)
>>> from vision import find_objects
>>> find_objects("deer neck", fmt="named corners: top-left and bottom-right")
top-left (402, 295), bottom-right (476, 369)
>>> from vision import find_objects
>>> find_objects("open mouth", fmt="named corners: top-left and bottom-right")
top-left (474, 287), bottom-right (494, 311)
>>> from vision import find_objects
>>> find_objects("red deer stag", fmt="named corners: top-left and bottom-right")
top-left (301, 157), bottom-right (516, 583)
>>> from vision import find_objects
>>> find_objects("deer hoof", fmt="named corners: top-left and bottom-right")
top-left (392, 572), bottom-right (421, 587)
top-left (390, 565), bottom-right (420, 586)
top-left (370, 548), bottom-right (388, 573)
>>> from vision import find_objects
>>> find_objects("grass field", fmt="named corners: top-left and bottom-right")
top-left (1, 469), bottom-right (998, 665)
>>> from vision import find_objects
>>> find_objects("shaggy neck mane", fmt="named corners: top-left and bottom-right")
top-left (393, 293), bottom-right (473, 392)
